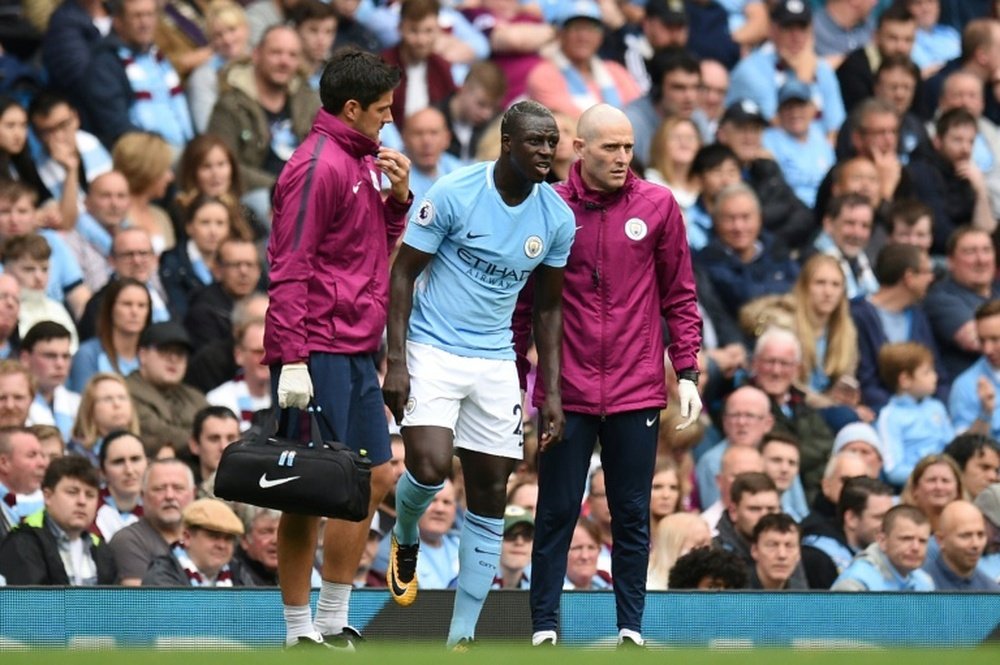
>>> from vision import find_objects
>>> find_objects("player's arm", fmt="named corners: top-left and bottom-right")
top-left (383, 243), bottom-right (436, 425)
top-left (533, 264), bottom-right (566, 450)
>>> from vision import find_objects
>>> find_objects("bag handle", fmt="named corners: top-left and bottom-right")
top-left (270, 402), bottom-right (345, 451)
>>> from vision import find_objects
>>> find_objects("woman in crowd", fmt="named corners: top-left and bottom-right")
top-left (112, 132), bottom-right (177, 255)
top-left (645, 116), bottom-right (702, 221)
top-left (564, 517), bottom-right (612, 591)
top-left (647, 512), bottom-right (712, 590)
top-left (186, 1), bottom-right (251, 133)
top-left (159, 194), bottom-right (234, 319)
top-left (94, 430), bottom-right (147, 541)
top-left (0, 97), bottom-right (49, 203)
top-left (506, 477), bottom-right (539, 517)
top-left (175, 134), bottom-right (259, 240)
top-left (649, 457), bottom-right (683, 533)
top-left (68, 374), bottom-right (141, 467)
top-left (790, 254), bottom-right (869, 425)
top-left (901, 454), bottom-right (964, 534)
top-left (69, 278), bottom-right (152, 392)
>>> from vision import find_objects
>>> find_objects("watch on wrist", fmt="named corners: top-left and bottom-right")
top-left (678, 369), bottom-right (700, 384)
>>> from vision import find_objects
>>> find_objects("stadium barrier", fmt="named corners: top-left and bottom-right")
top-left (1, 589), bottom-right (999, 649)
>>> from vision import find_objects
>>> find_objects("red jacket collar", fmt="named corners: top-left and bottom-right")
top-left (313, 109), bottom-right (379, 159)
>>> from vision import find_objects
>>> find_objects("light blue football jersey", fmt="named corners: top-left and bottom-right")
top-left (403, 161), bottom-right (575, 359)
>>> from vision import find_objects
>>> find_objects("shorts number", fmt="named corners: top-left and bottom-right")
top-left (513, 404), bottom-right (523, 437)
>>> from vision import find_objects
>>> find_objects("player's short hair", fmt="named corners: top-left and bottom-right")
top-left (319, 47), bottom-right (402, 115)
top-left (500, 100), bottom-right (553, 138)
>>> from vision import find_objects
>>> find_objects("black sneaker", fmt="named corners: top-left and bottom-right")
top-left (322, 626), bottom-right (364, 652)
top-left (285, 634), bottom-right (330, 650)
top-left (388, 533), bottom-right (420, 606)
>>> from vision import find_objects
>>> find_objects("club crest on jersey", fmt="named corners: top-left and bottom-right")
top-left (405, 396), bottom-right (417, 414)
top-left (625, 217), bottom-right (647, 241)
top-left (415, 200), bottom-right (434, 226)
top-left (524, 235), bottom-right (543, 259)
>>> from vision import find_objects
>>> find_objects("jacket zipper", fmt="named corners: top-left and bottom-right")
top-left (596, 205), bottom-right (606, 420)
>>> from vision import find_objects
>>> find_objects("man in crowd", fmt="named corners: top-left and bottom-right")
top-left (950, 300), bottom-right (1000, 439)
top-left (186, 406), bottom-right (241, 490)
top-left (142, 498), bottom-right (245, 587)
top-left (184, 238), bottom-right (262, 349)
top-left (832, 504), bottom-right (935, 591)
top-left (20, 322), bottom-right (79, 442)
top-left (748, 512), bottom-right (805, 590)
top-left (205, 317), bottom-right (271, 431)
top-left (701, 446), bottom-right (765, 535)
top-left (0, 361), bottom-right (34, 428)
top-left (0, 427), bottom-right (47, 540)
top-left (943, 433), bottom-right (1000, 499)
top-left (231, 506), bottom-right (282, 586)
top-left (922, 500), bottom-right (999, 590)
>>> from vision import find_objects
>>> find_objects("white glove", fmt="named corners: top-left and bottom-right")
top-left (277, 362), bottom-right (313, 409)
top-left (675, 378), bottom-right (702, 431)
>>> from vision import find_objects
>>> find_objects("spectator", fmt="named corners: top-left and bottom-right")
top-left (813, 0), bottom-right (879, 66)
top-left (416, 479), bottom-right (460, 590)
top-left (64, 172), bottom-right (130, 293)
top-left (860, 55), bottom-right (931, 166)
top-left (111, 132), bottom-right (177, 255)
top-left (800, 449), bottom-right (872, 574)
top-left (77, 229), bottom-right (169, 342)
top-left (230, 505), bottom-right (281, 586)
top-left (93, 430), bottom-right (146, 541)
top-left (813, 194), bottom-right (879, 300)
top-left (126, 321), bottom-right (208, 456)
top-left (645, 116), bottom-right (702, 222)
top-left (0, 98), bottom-right (50, 205)
top-left (185, 292), bottom-right (267, 394)
top-left (886, 199), bottom-right (935, 257)
top-left (925, 228), bottom-right (1000, 380)
top-left (68, 373), bottom-right (140, 466)
top-left (69, 278), bottom-right (151, 393)
top-left (159, 195), bottom-right (236, 320)
top-left (245, 0), bottom-right (293, 45)
top-left (83, 0), bottom-right (194, 151)
top-left (850, 243), bottom-right (940, 413)
top-left (679, 4), bottom-right (740, 71)
top-left (606, 0), bottom-right (690, 94)
top-left (623, 48), bottom-right (701, 166)
top-left (906, 0), bottom-right (960, 78)
top-left (748, 512), bottom-right (804, 589)
top-left (831, 421), bottom-right (887, 479)
top-left (684, 143), bottom-right (741, 251)
top-left (330, 0), bottom-right (380, 55)
top-left (901, 454), bottom-right (964, 533)
top-left (564, 517), bottom-right (612, 590)
top-left (695, 386), bottom-right (774, 509)
top-left (726, 0), bottom-right (846, 140)
top-left (155, 0), bottom-right (213, 79)
top-left (435, 60), bottom-right (506, 165)
top-left (943, 433), bottom-right (1000, 499)
top-left (749, 327), bottom-right (835, 501)
top-left (0, 455), bottom-right (115, 585)
top-left (41, 0), bottom-right (112, 117)
top-left (701, 445), bottom-right (764, 535)
top-left (716, 99), bottom-right (816, 249)
top-left (0, 274), bottom-right (20, 360)
top-left (20, 321), bottom-right (80, 442)
top-left (143, 497), bottom-right (244, 586)
top-left (506, 477), bottom-right (538, 517)
top-left (289, 0), bottom-right (338, 91)
top-left (802, 476), bottom-right (895, 589)
top-left (949, 300), bottom-right (1000, 439)
top-left (184, 238), bottom-right (262, 349)
top-left (667, 545), bottom-right (748, 589)
top-left (525, 0), bottom-right (640, 121)
top-left (3, 235), bottom-right (80, 351)
top-left (30, 423), bottom-right (65, 463)
top-left (646, 512), bottom-right (712, 590)
top-left (186, 0), bottom-right (252, 133)
top-left (759, 432), bottom-right (808, 522)
top-left (207, 25), bottom-right (320, 199)
top-left (0, 361), bottom-right (34, 428)
top-left (835, 4), bottom-right (917, 114)
top-left (27, 90), bottom-right (113, 230)
top-left (174, 134), bottom-right (259, 241)
top-left (695, 183), bottom-right (799, 315)
top-left (909, 109), bottom-right (996, 253)
top-left (401, 107), bottom-right (462, 202)
top-left (923, 499), bottom-right (999, 590)
top-left (0, 427), bottom-right (47, 540)
top-left (380, 0), bottom-right (457, 135)
top-left (493, 505), bottom-right (533, 589)
top-left (876, 342), bottom-right (955, 487)
top-left (921, 18), bottom-right (1000, 125)
top-left (973, 483), bottom-right (1000, 582)
top-left (109, 457), bottom-right (195, 585)
top-left (186, 406), bottom-right (240, 489)
top-left (762, 80), bottom-right (835, 210)
top-left (831, 504), bottom-right (935, 591)
top-left (205, 318), bottom-right (270, 431)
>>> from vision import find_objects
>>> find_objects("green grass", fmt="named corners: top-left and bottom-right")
top-left (2, 646), bottom-right (999, 665)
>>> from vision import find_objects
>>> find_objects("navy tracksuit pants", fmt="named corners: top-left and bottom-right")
top-left (529, 408), bottom-right (660, 634)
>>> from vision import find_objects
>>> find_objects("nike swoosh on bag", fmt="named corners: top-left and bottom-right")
top-left (258, 473), bottom-right (301, 489)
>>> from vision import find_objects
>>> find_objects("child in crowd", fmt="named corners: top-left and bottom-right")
top-left (686, 144), bottom-right (742, 251)
top-left (875, 341), bottom-right (955, 488)
top-left (1, 233), bottom-right (79, 352)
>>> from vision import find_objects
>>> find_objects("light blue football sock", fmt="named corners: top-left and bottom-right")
top-left (447, 511), bottom-right (504, 647)
top-left (393, 469), bottom-right (443, 546)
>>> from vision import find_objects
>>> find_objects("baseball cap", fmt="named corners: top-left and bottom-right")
top-left (183, 498), bottom-right (245, 536)
top-left (771, 0), bottom-right (812, 27)
top-left (832, 422), bottom-right (886, 461)
top-left (645, 0), bottom-right (687, 25)
top-left (503, 505), bottom-right (534, 536)
top-left (139, 321), bottom-right (194, 353)
top-left (556, 0), bottom-right (603, 28)
top-left (778, 79), bottom-right (812, 106)
top-left (975, 483), bottom-right (1000, 527)
top-left (721, 99), bottom-right (767, 127)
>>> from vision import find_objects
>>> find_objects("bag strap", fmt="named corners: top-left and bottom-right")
top-left (270, 402), bottom-right (348, 452)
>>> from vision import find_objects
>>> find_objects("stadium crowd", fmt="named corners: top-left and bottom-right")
top-left (0, 0), bottom-right (998, 596)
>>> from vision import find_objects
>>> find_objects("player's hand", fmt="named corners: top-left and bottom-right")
top-left (277, 362), bottom-right (312, 409)
top-left (675, 378), bottom-right (702, 431)
top-left (382, 360), bottom-right (411, 426)
top-left (538, 394), bottom-right (565, 451)
top-left (376, 148), bottom-right (411, 205)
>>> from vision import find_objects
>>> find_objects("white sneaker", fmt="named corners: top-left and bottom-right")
top-left (532, 630), bottom-right (557, 647)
